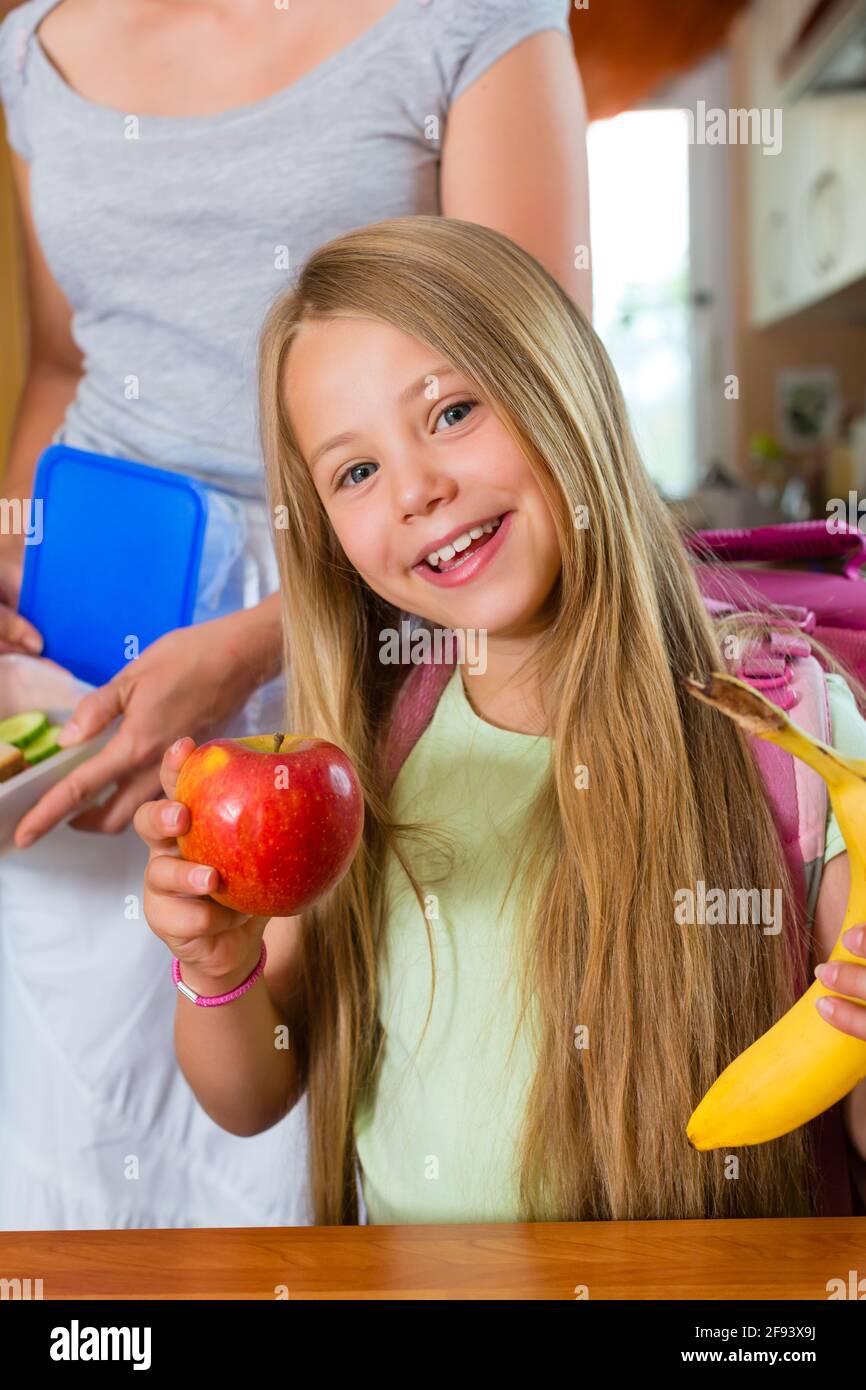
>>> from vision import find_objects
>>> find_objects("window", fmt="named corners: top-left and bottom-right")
top-left (588, 109), bottom-right (694, 498)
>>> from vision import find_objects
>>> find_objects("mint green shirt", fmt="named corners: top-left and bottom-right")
top-left (823, 673), bottom-right (866, 862)
top-left (354, 667), bottom-right (866, 1224)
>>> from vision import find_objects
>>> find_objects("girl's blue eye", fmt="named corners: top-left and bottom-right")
top-left (336, 400), bottom-right (476, 487)
top-left (435, 399), bottom-right (476, 431)
top-left (339, 461), bottom-right (378, 488)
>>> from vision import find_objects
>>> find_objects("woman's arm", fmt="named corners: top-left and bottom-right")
top-left (440, 28), bottom-right (592, 318)
top-left (4, 147), bottom-right (83, 498)
top-left (0, 147), bottom-right (79, 645)
top-left (812, 851), bottom-right (866, 1206)
top-left (5, 146), bottom-right (286, 844)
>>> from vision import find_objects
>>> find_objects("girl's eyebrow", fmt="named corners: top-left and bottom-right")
top-left (396, 363), bottom-right (459, 405)
top-left (308, 364), bottom-right (461, 471)
top-left (308, 430), bottom-right (360, 471)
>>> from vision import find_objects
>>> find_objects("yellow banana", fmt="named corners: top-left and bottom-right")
top-left (683, 670), bottom-right (866, 1148)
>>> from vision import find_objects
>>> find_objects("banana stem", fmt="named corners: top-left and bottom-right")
top-left (685, 671), bottom-right (866, 901)
top-left (683, 673), bottom-right (853, 790)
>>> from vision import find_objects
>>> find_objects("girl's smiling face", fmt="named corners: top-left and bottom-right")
top-left (284, 315), bottom-right (562, 638)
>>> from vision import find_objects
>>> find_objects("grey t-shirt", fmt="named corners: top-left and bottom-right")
top-left (0, 0), bottom-right (572, 500)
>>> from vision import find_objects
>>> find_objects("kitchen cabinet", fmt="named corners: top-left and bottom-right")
top-left (746, 0), bottom-right (866, 325)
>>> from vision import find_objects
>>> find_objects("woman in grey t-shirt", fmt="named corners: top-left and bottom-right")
top-left (0, 0), bottom-right (590, 1229)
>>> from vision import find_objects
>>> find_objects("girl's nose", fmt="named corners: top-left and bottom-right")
top-left (394, 456), bottom-right (458, 522)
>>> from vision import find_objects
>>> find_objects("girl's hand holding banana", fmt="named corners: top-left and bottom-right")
top-left (815, 927), bottom-right (866, 1039)
top-left (684, 672), bottom-right (866, 1148)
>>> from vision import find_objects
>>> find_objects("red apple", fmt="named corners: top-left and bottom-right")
top-left (174, 732), bottom-right (364, 918)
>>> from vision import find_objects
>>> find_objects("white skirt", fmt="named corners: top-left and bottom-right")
top-left (0, 485), bottom-right (314, 1230)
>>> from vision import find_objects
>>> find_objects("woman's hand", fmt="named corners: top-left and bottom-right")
top-left (815, 927), bottom-right (866, 1039)
top-left (13, 605), bottom-right (279, 848)
top-left (134, 736), bottom-right (268, 994)
top-left (0, 535), bottom-right (45, 656)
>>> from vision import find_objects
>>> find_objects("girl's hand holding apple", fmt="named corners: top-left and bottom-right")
top-left (136, 736), bottom-right (307, 1138)
top-left (135, 727), bottom-right (363, 995)
top-left (173, 728), bottom-right (364, 919)
top-left (134, 736), bottom-right (268, 998)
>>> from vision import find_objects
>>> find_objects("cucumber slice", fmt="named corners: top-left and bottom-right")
top-left (21, 723), bottom-right (64, 765)
top-left (0, 710), bottom-right (48, 747)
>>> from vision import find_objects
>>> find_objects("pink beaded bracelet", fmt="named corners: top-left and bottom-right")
top-left (172, 942), bottom-right (267, 1008)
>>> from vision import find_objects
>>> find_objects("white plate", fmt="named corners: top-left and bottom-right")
top-left (0, 653), bottom-right (120, 858)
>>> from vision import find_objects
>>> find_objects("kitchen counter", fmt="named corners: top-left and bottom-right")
top-left (2, 1216), bottom-right (865, 1300)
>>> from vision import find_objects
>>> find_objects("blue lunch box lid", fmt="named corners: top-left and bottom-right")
top-left (18, 443), bottom-right (209, 688)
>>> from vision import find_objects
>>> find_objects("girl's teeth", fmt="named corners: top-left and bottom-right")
top-left (424, 516), bottom-right (503, 568)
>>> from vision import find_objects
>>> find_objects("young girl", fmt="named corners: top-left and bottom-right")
top-left (0, 0), bottom-right (586, 1232)
top-left (134, 216), bottom-right (866, 1225)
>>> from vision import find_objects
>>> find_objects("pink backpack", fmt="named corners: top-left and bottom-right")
top-left (381, 520), bottom-right (866, 1217)
top-left (686, 519), bottom-right (866, 702)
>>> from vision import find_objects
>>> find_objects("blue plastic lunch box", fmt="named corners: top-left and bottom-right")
top-left (18, 443), bottom-right (210, 687)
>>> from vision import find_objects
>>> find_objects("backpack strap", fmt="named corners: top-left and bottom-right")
top-left (379, 628), bottom-right (457, 792)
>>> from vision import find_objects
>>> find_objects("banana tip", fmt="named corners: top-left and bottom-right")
top-left (686, 1112), bottom-right (715, 1152)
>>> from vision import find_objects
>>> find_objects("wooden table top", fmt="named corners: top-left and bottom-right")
top-left (2, 1216), bottom-right (865, 1300)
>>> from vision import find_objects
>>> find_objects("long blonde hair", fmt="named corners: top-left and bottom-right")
top-left (258, 214), bottom-right (848, 1224)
